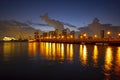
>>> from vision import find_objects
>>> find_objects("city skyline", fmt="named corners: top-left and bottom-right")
top-left (0, 0), bottom-right (120, 31)
top-left (0, 1), bottom-right (120, 79)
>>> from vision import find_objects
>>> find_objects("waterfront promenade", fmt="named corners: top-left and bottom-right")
top-left (41, 38), bottom-right (120, 44)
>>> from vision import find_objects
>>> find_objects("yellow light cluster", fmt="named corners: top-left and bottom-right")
top-left (3, 37), bottom-right (16, 41)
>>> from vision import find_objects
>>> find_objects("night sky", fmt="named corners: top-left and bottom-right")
top-left (0, 0), bottom-right (120, 30)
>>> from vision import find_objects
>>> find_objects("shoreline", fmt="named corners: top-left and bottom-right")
top-left (0, 39), bottom-right (120, 46)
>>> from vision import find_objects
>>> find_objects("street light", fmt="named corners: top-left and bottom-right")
top-left (67, 36), bottom-right (69, 39)
top-left (80, 35), bottom-right (83, 39)
top-left (107, 31), bottom-right (111, 38)
top-left (83, 33), bottom-right (86, 37)
top-left (107, 31), bottom-right (111, 35)
top-left (83, 33), bottom-right (87, 39)
top-left (94, 34), bottom-right (97, 38)
top-left (61, 35), bottom-right (64, 39)
top-left (70, 35), bottom-right (73, 38)
top-left (53, 36), bottom-right (56, 39)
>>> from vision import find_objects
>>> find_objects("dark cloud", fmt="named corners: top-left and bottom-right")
top-left (40, 13), bottom-right (64, 30)
top-left (26, 20), bottom-right (49, 26)
top-left (40, 13), bottom-right (77, 31)
top-left (0, 20), bottom-right (42, 40)
top-left (62, 22), bottom-right (77, 28)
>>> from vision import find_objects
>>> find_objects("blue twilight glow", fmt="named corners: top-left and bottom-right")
top-left (0, 0), bottom-right (120, 31)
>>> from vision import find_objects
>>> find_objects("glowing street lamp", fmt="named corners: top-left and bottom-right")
top-left (83, 33), bottom-right (87, 38)
top-left (46, 36), bottom-right (49, 39)
top-left (80, 35), bottom-right (83, 39)
top-left (118, 32), bottom-right (120, 38)
top-left (70, 35), bottom-right (73, 38)
top-left (94, 34), bottom-right (98, 38)
top-left (107, 31), bottom-right (111, 35)
top-left (61, 35), bottom-right (64, 39)
top-left (83, 33), bottom-right (87, 37)
top-left (107, 31), bottom-right (111, 38)
top-left (67, 36), bottom-right (69, 39)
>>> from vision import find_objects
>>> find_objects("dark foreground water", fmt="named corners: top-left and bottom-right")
top-left (0, 42), bottom-right (120, 80)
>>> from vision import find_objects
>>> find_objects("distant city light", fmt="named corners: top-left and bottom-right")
top-left (67, 36), bottom-right (69, 39)
top-left (70, 35), bottom-right (73, 38)
top-left (3, 37), bottom-right (16, 41)
top-left (61, 35), bottom-right (64, 39)
top-left (83, 33), bottom-right (87, 38)
top-left (107, 31), bottom-right (111, 35)
top-left (46, 36), bottom-right (49, 39)
top-left (80, 35), bottom-right (83, 39)
top-left (94, 34), bottom-right (98, 38)
top-left (83, 33), bottom-right (87, 37)
top-left (53, 36), bottom-right (56, 39)
top-left (118, 33), bottom-right (120, 36)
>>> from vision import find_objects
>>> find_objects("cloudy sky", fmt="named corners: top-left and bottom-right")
top-left (0, 0), bottom-right (120, 31)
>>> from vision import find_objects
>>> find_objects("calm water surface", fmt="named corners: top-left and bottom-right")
top-left (0, 42), bottom-right (120, 80)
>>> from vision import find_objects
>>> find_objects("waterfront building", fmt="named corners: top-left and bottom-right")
top-left (34, 30), bottom-right (39, 40)
top-left (62, 29), bottom-right (67, 39)
top-left (42, 32), bottom-right (48, 39)
top-left (79, 18), bottom-right (120, 38)
top-left (3, 37), bottom-right (16, 41)
top-left (69, 31), bottom-right (75, 39)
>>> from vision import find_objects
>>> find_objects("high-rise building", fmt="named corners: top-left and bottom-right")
top-left (100, 30), bottom-right (104, 38)
top-left (34, 30), bottom-right (39, 41)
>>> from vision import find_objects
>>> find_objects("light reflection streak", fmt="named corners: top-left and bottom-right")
top-left (79, 45), bottom-right (83, 62)
top-left (56, 43), bottom-right (61, 60)
top-left (79, 45), bottom-right (88, 66)
top-left (66, 44), bottom-right (70, 60)
top-left (45, 42), bottom-right (49, 59)
top-left (49, 43), bottom-right (51, 56)
top-left (104, 46), bottom-right (113, 72)
top-left (66, 44), bottom-right (74, 63)
top-left (83, 45), bottom-right (87, 65)
top-left (69, 44), bottom-right (73, 62)
top-left (40, 42), bottom-right (44, 55)
top-left (40, 42), bottom-right (65, 61)
top-left (28, 42), bottom-right (37, 57)
top-left (3, 43), bottom-right (15, 61)
top-left (51, 43), bottom-right (56, 60)
top-left (103, 46), bottom-right (113, 80)
top-left (93, 45), bottom-right (98, 67)
top-left (115, 47), bottom-right (120, 76)
top-left (61, 43), bottom-right (64, 60)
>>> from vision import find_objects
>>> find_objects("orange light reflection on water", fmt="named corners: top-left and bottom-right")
top-left (115, 47), bottom-right (120, 76)
top-left (69, 44), bottom-right (73, 62)
top-left (93, 45), bottom-right (98, 67)
top-left (51, 43), bottom-right (56, 60)
top-left (66, 44), bottom-right (70, 60)
top-left (56, 43), bottom-right (61, 60)
top-left (3, 43), bottom-right (15, 61)
top-left (79, 45), bottom-right (88, 66)
top-left (79, 45), bottom-right (83, 62)
top-left (40, 42), bottom-right (65, 62)
top-left (28, 42), bottom-right (37, 57)
top-left (66, 44), bottom-right (74, 63)
top-left (61, 43), bottom-right (64, 61)
top-left (104, 46), bottom-right (113, 72)
top-left (103, 46), bottom-right (113, 80)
